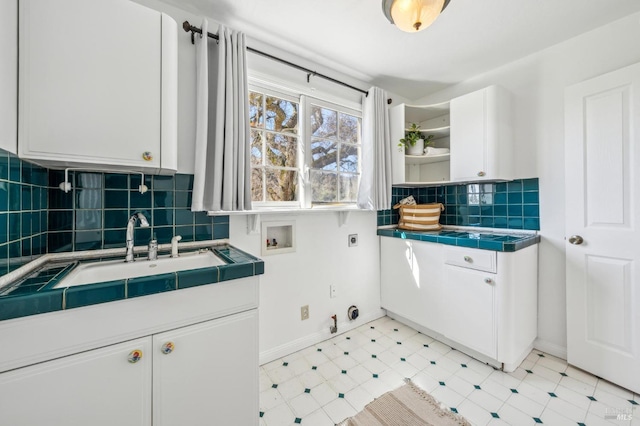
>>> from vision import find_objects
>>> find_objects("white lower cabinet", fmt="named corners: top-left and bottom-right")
top-left (0, 337), bottom-right (153, 426)
top-left (0, 276), bottom-right (260, 425)
top-left (0, 309), bottom-right (259, 425)
top-left (442, 265), bottom-right (496, 359)
top-left (380, 237), bottom-right (538, 371)
top-left (153, 310), bottom-right (259, 426)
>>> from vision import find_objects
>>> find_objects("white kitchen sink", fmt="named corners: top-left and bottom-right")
top-left (54, 250), bottom-right (226, 288)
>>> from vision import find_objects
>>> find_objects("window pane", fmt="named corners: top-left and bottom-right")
top-left (311, 139), bottom-right (337, 171)
top-left (266, 133), bottom-right (297, 168)
top-left (266, 97), bottom-right (298, 134)
top-left (251, 168), bottom-right (263, 202)
top-left (340, 173), bottom-right (359, 202)
top-left (265, 170), bottom-right (297, 202)
top-left (310, 170), bottom-right (337, 203)
top-left (310, 106), bottom-right (337, 138)
top-left (339, 113), bottom-right (360, 144)
top-left (339, 144), bottom-right (359, 173)
top-left (249, 92), bottom-right (263, 129)
top-left (251, 130), bottom-right (263, 166)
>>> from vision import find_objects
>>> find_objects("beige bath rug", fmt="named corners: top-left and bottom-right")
top-left (337, 379), bottom-right (471, 426)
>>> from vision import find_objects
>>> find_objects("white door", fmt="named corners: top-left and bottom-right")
top-left (565, 62), bottom-right (640, 394)
top-left (153, 310), bottom-right (259, 426)
top-left (0, 337), bottom-right (152, 426)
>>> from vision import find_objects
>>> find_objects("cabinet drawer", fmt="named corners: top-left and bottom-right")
top-left (444, 246), bottom-right (496, 273)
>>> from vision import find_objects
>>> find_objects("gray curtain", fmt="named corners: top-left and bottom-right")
top-left (192, 21), bottom-right (252, 212)
top-left (357, 86), bottom-right (392, 210)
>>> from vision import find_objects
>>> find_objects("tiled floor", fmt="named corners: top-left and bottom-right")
top-left (260, 316), bottom-right (639, 426)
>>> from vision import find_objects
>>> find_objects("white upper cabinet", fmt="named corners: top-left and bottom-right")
top-left (0, 0), bottom-right (17, 154)
top-left (450, 85), bottom-right (514, 181)
top-left (18, 0), bottom-right (178, 174)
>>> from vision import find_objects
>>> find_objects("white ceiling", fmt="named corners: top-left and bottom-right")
top-left (163, 0), bottom-right (640, 99)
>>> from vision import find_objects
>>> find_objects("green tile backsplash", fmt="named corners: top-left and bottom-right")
top-left (0, 150), bottom-right (49, 275)
top-left (378, 178), bottom-right (540, 231)
top-left (46, 170), bottom-right (229, 252)
top-left (0, 148), bottom-right (229, 271)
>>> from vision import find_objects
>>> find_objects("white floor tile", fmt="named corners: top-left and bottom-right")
top-left (289, 392), bottom-right (321, 418)
top-left (322, 397), bottom-right (357, 424)
top-left (545, 397), bottom-right (588, 423)
top-left (278, 377), bottom-right (306, 400)
top-left (310, 382), bottom-right (338, 407)
top-left (360, 376), bottom-right (391, 399)
top-left (262, 402), bottom-right (295, 426)
top-left (327, 372), bottom-right (358, 394)
top-left (411, 371), bottom-right (440, 393)
top-left (506, 393), bottom-right (545, 417)
top-left (457, 398), bottom-right (493, 426)
top-left (540, 407), bottom-right (579, 426)
top-left (260, 387), bottom-right (284, 411)
top-left (259, 317), bottom-right (608, 426)
top-left (479, 378), bottom-right (513, 402)
top-left (467, 389), bottom-right (504, 413)
top-left (316, 360), bottom-right (341, 381)
top-left (430, 385), bottom-right (466, 408)
top-left (344, 386), bottom-right (374, 412)
top-left (300, 409), bottom-right (334, 426)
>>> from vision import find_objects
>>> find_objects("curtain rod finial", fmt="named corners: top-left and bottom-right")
top-left (182, 21), bottom-right (192, 32)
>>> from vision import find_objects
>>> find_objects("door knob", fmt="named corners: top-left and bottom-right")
top-left (568, 235), bottom-right (584, 245)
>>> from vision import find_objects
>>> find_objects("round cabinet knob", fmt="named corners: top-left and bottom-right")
top-left (463, 256), bottom-right (473, 263)
top-left (484, 278), bottom-right (493, 284)
top-left (477, 171), bottom-right (486, 177)
top-left (142, 151), bottom-right (153, 161)
top-left (161, 342), bottom-right (175, 355)
top-left (568, 235), bottom-right (584, 245)
top-left (128, 349), bottom-right (143, 364)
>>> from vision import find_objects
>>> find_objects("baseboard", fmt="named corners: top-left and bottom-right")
top-left (533, 338), bottom-right (567, 360)
top-left (259, 309), bottom-right (386, 365)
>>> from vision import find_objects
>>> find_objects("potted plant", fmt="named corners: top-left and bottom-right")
top-left (398, 123), bottom-right (433, 155)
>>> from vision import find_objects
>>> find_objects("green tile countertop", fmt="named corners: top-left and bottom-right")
top-left (377, 227), bottom-right (540, 252)
top-left (0, 242), bottom-right (264, 322)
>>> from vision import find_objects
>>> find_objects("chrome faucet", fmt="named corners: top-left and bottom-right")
top-left (125, 212), bottom-right (150, 262)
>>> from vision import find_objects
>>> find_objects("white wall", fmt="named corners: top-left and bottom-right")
top-left (230, 212), bottom-right (384, 364)
top-left (0, 0), bottom-right (17, 153)
top-left (413, 12), bottom-right (640, 358)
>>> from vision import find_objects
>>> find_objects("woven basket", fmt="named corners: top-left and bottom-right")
top-left (397, 203), bottom-right (444, 231)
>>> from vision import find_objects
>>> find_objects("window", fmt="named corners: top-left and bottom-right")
top-left (249, 83), bottom-right (361, 208)
top-left (307, 100), bottom-right (361, 204)
top-left (249, 89), bottom-right (300, 204)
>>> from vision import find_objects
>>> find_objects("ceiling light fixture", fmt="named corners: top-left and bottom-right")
top-left (382, 0), bottom-right (451, 33)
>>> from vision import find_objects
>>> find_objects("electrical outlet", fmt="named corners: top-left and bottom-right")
top-left (301, 305), bottom-right (309, 320)
top-left (348, 234), bottom-right (358, 247)
top-left (330, 284), bottom-right (337, 298)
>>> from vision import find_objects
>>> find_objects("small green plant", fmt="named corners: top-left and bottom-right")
top-left (398, 123), bottom-right (433, 149)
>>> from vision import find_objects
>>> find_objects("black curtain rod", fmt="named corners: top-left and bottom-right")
top-left (182, 21), bottom-right (369, 97)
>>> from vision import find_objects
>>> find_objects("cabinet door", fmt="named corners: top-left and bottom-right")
top-left (380, 237), bottom-right (444, 332)
top-left (442, 265), bottom-right (497, 358)
top-left (19, 0), bottom-right (162, 170)
top-left (0, 0), bottom-right (17, 153)
top-left (450, 86), bottom-right (512, 181)
top-left (153, 310), bottom-right (259, 426)
top-left (0, 337), bottom-right (152, 426)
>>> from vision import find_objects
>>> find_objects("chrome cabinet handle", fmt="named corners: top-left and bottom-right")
top-left (484, 278), bottom-right (493, 284)
top-left (568, 235), bottom-right (584, 245)
top-left (464, 256), bottom-right (473, 263)
top-left (477, 171), bottom-right (486, 177)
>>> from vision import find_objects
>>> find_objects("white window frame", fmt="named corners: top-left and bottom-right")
top-left (248, 80), bottom-right (362, 211)
top-left (249, 82), bottom-right (302, 209)
top-left (302, 96), bottom-right (362, 208)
